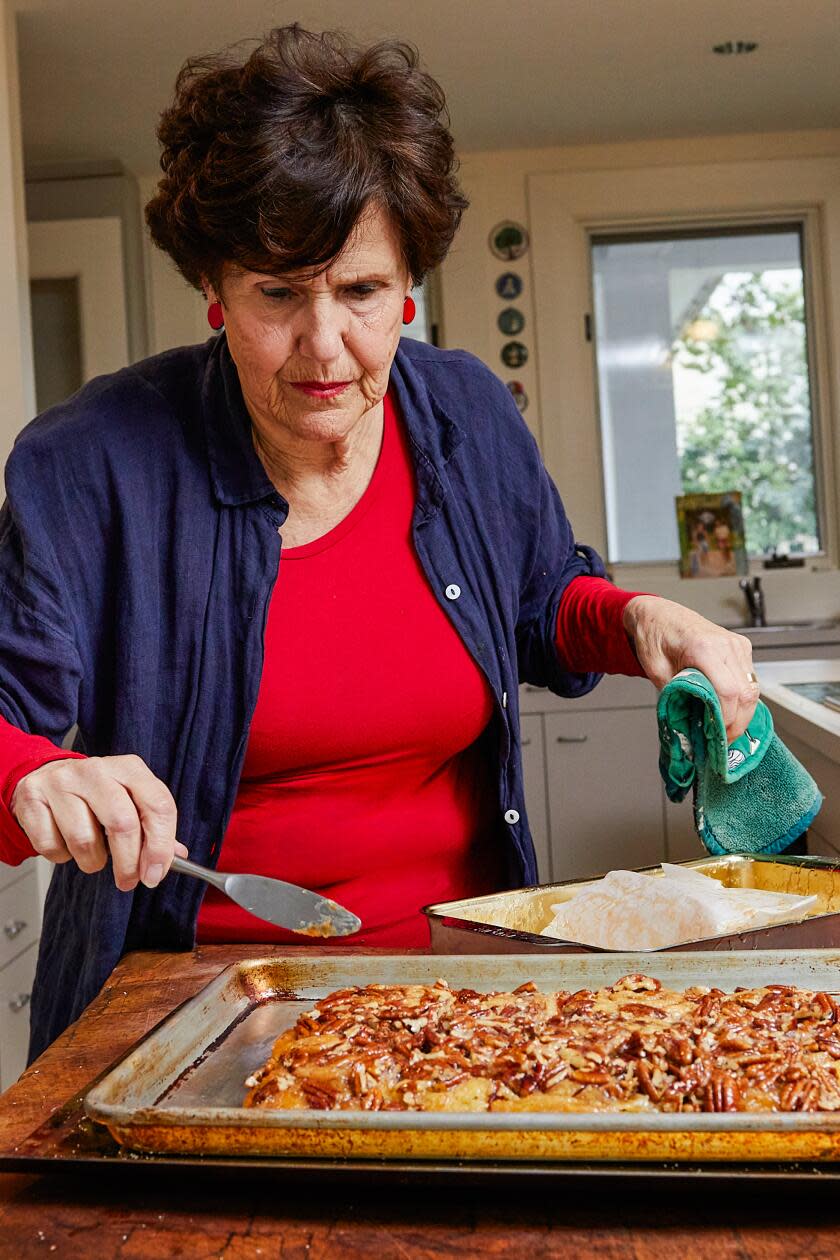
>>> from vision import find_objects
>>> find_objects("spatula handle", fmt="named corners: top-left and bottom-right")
top-left (170, 854), bottom-right (228, 893)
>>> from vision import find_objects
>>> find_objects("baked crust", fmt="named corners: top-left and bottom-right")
top-left (243, 974), bottom-right (840, 1113)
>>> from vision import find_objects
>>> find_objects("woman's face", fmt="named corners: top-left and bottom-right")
top-left (207, 203), bottom-right (410, 446)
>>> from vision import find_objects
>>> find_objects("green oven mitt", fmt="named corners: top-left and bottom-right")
top-left (657, 667), bottom-right (823, 856)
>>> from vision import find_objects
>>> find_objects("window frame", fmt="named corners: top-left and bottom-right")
top-left (527, 158), bottom-right (840, 613)
top-left (587, 212), bottom-right (831, 570)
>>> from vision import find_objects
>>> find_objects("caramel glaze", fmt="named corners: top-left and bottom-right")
top-left (243, 974), bottom-right (840, 1114)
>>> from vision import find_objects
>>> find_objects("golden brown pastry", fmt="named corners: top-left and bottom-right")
top-left (243, 974), bottom-right (840, 1114)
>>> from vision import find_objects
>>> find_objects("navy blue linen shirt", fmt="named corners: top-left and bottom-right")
top-left (0, 334), bottom-right (604, 1059)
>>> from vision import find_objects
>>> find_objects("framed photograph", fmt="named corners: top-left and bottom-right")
top-left (676, 491), bottom-right (748, 579)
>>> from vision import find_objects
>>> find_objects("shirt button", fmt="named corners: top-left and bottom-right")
top-left (504, 809), bottom-right (520, 825)
top-left (445, 584), bottom-right (461, 601)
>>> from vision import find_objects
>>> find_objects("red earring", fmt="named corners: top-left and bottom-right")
top-left (207, 301), bottom-right (224, 331)
top-left (402, 296), bottom-right (416, 325)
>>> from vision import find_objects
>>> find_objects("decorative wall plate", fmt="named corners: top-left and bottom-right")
top-left (506, 381), bottom-right (528, 412)
top-left (495, 271), bottom-right (523, 300)
top-left (501, 340), bottom-right (528, 369)
top-left (497, 307), bottom-right (525, 336)
top-left (489, 221), bottom-right (529, 261)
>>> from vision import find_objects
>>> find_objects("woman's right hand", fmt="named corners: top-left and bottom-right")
top-left (10, 754), bottom-right (186, 891)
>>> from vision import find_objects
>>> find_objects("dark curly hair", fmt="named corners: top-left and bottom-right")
top-left (145, 24), bottom-right (468, 291)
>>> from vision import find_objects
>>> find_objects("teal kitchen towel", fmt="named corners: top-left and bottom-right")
top-left (657, 667), bottom-right (823, 856)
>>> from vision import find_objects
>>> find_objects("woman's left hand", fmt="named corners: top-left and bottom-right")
top-left (623, 595), bottom-right (759, 743)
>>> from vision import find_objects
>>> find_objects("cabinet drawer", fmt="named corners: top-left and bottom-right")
top-left (0, 941), bottom-right (37, 1090)
top-left (0, 868), bottom-right (40, 970)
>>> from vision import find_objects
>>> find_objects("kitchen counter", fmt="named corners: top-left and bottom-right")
top-left (1, 946), bottom-right (839, 1255)
top-left (733, 621), bottom-right (840, 652)
top-left (758, 659), bottom-right (840, 762)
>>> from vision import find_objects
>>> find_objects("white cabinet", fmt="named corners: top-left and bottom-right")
top-left (521, 677), bottom-right (664, 882)
top-left (0, 864), bottom-right (40, 1089)
top-left (520, 714), bottom-right (550, 881)
top-left (0, 941), bottom-right (38, 1087)
top-left (545, 707), bottom-right (666, 881)
top-left (0, 868), bottom-right (40, 967)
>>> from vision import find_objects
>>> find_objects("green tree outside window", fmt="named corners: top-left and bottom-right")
top-left (672, 271), bottom-right (817, 556)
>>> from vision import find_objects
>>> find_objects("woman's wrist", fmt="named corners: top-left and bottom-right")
top-left (622, 594), bottom-right (659, 657)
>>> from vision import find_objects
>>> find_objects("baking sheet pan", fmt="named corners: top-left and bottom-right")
top-left (424, 855), bottom-right (840, 954)
top-left (84, 951), bottom-right (840, 1163)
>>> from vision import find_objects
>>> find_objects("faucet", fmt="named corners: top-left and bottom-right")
top-left (739, 576), bottom-right (766, 627)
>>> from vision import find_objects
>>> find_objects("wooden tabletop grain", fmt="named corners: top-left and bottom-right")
top-left (0, 946), bottom-right (839, 1259)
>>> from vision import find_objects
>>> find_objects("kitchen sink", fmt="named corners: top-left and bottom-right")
top-left (725, 619), bottom-right (840, 634)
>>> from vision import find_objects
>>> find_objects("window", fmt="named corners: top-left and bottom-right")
top-left (590, 225), bottom-right (819, 565)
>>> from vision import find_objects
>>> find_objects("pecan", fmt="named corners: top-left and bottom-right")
top-left (300, 1080), bottom-right (338, 1109)
top-left (817, 991), bottom-right (840, 1024)
top-left (667, 1038), bottom-right (695, 1067)
top-left (361, 1086), bottom-right (384, 1111)
top-left (636, 1060), bottom-right (664, 1103)
top-left (780, 1079), bottom-right (820, 1111)
top-left (441, 1072), bottom-right (469, 1089)
top-left (513, 981), bottom-right (538, 995)
top-left (543, 1063), bottom-right (570, 1089)
top-left (621, 1003), bottom-right (667, 1019)
top-left (717, 1036), bottom-right (752, 1052)
top-left (247, 1075), bottom-right (280, 1106)
top-left (614, 974), bottom-right (662, 994)
top-left (445, 1048), bottom-right (473, 1069)
top-left (755, 992), bottom-right (790, 1011)
top-left (558, 988), bottom-right (595, 1007)
top-left (703, 1071), bottom-right (740, 1112)
top-left (738, 1051), bottom-right (781, 1070)
top-left (620, 1029), bottom-right (647, 1058)
top-left (560, 994), bottom-right (596, 1015)
top-left (695, 994), bottom-right (722, 1020)
top-left (571, 1068), bottom-right (613, 1086)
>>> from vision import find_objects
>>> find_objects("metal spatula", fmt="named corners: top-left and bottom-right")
top-left (170, 855), bottom-right (361, 937)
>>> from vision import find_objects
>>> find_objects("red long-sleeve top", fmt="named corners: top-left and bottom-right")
top-left (0, 392), bottom-right (646, 943)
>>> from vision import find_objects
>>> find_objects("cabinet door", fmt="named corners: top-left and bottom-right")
top-left (520, 715), bottom-right (550, 883)
top-left (0, 868), bottom-right (40, 971)
top-left (546, 709), bottom-right (665, 881)
top-left (0, 941), bottom-right (37, 1090)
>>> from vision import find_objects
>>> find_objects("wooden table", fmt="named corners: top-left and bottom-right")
top-left (1, 946), bottom-right (839, 1259)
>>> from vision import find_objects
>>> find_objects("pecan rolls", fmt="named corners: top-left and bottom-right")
top-left (244, 974), bottom-right (840, 1114)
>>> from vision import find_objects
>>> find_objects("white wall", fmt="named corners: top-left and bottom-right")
top-left (137, 174), bottom-right (207, 355)
top-left (0, 5), bottom-right (34, 472)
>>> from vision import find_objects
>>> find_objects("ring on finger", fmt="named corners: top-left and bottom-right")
top-left (746, 671), bottom-right (759, 686)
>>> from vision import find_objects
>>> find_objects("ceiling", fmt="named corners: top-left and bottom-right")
top-left (15, 0), bottom-right (840, 175)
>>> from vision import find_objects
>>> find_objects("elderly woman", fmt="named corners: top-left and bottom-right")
top-left (0, 26), bottom-right (756, 1058)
